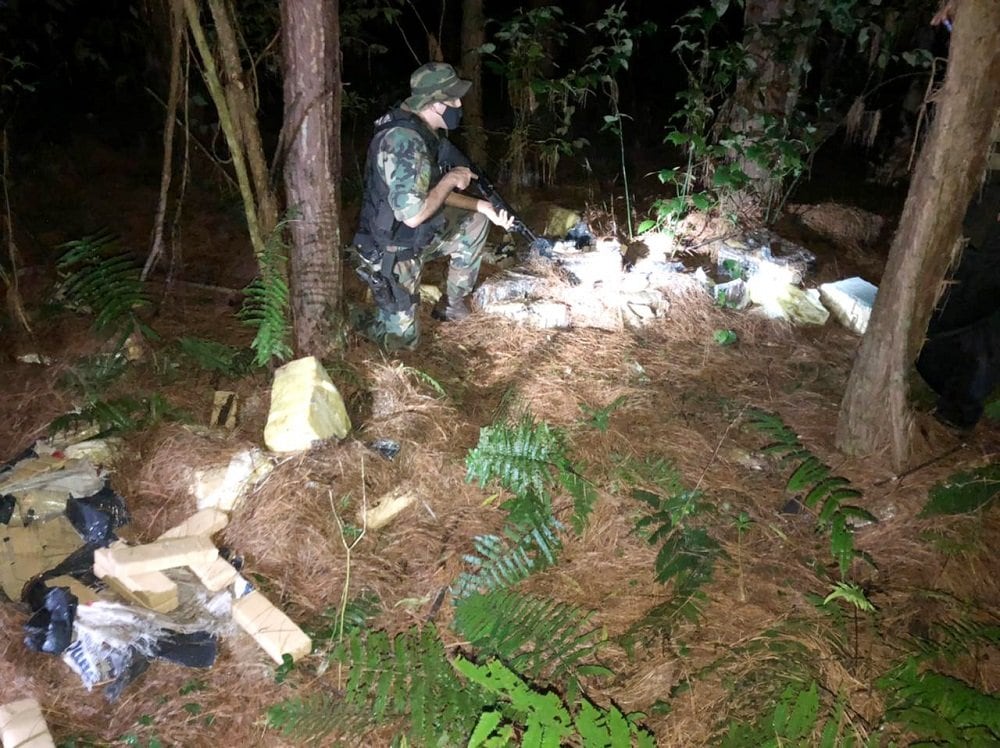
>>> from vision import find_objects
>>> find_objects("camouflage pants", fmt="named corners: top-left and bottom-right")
top-left (361, 207), bottom-right (488, 350)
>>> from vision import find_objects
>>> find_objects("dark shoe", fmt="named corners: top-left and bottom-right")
top-left (432, 294), bottom-right (472, 322)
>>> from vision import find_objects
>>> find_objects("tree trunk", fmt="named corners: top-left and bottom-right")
top-left (281, 0), bottom-right (346, 357)
top-left (836, 0), bottom-right (1000, 471)
top-left (726, 0), bottom-right (814, 217)
top-left (460, 0), bottom-right (486, 164)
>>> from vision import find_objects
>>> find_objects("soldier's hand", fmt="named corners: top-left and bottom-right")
top-left (483, 206), bottom-right (515, 231)
top-left (445, 166), bottom-right (476, 191)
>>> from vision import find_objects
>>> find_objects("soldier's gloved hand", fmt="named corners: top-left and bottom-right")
top-left (444, 166), bottom-right (476, 191)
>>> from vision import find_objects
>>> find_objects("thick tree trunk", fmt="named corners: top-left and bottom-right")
top-left (460, 0), bottom-right (486, 164)
top-left (281, 0), bottom-right (345, 357)
top-left (836, 0), bottom-right (1000, 471)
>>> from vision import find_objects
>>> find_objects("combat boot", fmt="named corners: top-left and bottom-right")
top-left (432, 294), bottom-right (472, 322)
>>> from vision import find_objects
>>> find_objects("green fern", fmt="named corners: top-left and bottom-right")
top-left (720, 681), bottom-right (852, 748)
top-left (265, 693), bottom-right (371, 744)
top-left (746, 408), bottom-right (875, 579)
top-left (322, 625), bottom-right (486, 746)
top-left (56, 231), bottom-right (152, 338)
top-left (920, 463), bottom-right (1000, 517)
top-left (466, 414), bottom-right (596, 534)
top-left (452, 590), bottom-right (609, 684)
top-left (59, 352), bottom-right (130, 400)
top-left (49, 394), bottom-right (187, 436)
top-left (452, 517), bottom-right (564, 600)
top-left (453, 656), bottom-right (656, 748)
top-left (909, 618), bottom-right (1000, 663)
top-left (239, 218), bottom-right (292, 367)
top-left (633, 487), bottom-right (722, 595)
top-left (878, 658), bottom-right (1000, 746)
top-left (176, 337), bottom-right (254, 377)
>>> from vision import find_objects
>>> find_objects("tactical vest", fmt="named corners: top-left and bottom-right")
top-left (353, 108), bottom-right (448, 258)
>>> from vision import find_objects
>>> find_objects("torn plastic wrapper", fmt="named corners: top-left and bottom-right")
top-left (368, 438), bottom-right (401, 461)
top-left (24, 586), bottom-right (78, 655)
top-left (0, 495), bottom-right (13, 525)
top-left (65, 484), bottom-right (130, 545)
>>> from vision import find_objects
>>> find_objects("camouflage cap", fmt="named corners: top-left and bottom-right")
top-left (403, 62), bottom-right (471, 111)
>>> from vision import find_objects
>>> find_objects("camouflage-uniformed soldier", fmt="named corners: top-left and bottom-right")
top-left (351, 62), bottom-right (513, 351)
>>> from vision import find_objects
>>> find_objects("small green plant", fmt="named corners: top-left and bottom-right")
top-left (878, 658), bottom-right (1000, 746)
top-left (55, 230), bottom-right (154, 342)
top-left (713, 329), bottom-right (738, 345)
top-left (746, 408), bottom-right (876, 578)
top-left (466, 414), bottom-right (597, 534)
top-left (720, 681), bottom-right (852, 748)
top-left (451, 517), bottom-right (564, 600)
top-left (176, 337), bottom-right (254, 378)
top-left (453, 656), bottom-right (656, 747)
top-left (239, 216), bottom-right (293, 367)
top-left (452, 589), bottom-right (610, 688)
top-left (49, 393), bottom-right (187, 436)
top-left (578, 395), bottom-right (627, 432)
top-left (920, 463), bottom-right (1000, 517)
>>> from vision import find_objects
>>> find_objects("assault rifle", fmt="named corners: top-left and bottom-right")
top-left (439, 140), bottom-right (553, 257)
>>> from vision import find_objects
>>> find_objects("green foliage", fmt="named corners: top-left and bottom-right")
top-left (823, 582), bottom-right (875, 613)
top-left (401, 365), bottom-right (447, 398)
top-left (453, 656), bottom-right (655, 748)
top-left (324, 625), bottom-right (485, 746)
top-left (59, 352), bottom-right (130, 400)
top-left (746, 408), bottom-right (875, 578)
top-left (239, 218), bottom-right (293, 367)
top-left (55, 231), bottom-right (152, 340)
top-left (578, 395), bottom-right (626, 433)
top-left (920, 463), bottom-right (1000, 517)
top-left (49, 393), bottom-right (187, 436)
top-left (878, 658), bottom-right (1000, 746)
top-left (176, 337), bottom-right (255, 377)
top-left (451, 517), bottom-right (564, 600)
top-left (720, 681), bottom-right (851, 748)
top-left (452, 590), bottom-right (609, 685)
top-left (713, 329), bottom-right (738, 346)
top-left (466, 414), bottom-right (596, 534)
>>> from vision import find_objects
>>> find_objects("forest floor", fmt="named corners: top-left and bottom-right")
top-left (1, 136), bottom-right (998, 746)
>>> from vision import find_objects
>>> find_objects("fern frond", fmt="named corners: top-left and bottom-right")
top-left (910, 617), bottom-right (1000, 663)
top-left (878, 658), bottom-right (1000, 744)
top-left (176, 337), bottom-right (254, 377)
top-left (266, 693), bottom-right (370, 743)
top-left (330, 625), bottom-right (486, 746)
top-left (466, 415), bottom-right (567, 506)
top-left (453, 590), bottom-right (606, 682)
top-left (921, 463), bottom-right (1000, 517)
top-left (720, 682), bottom-right (850, 747)
top-left (239, 218), bottom-right (292, 367)
top-left (49, 394), bottom-right (186, 436)
top-left (453, 656), bottom-right (655, 747)
top-left (452, 517), bottom-right (564, 599)
top-left (56, 231), bottom-right (150, 338)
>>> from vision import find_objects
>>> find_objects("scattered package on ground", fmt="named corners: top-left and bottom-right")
top-left (191, 448), bottom-right (273, 512)
top-left (0, 697), bottom-right (55, 748)
top-left (819, 277), bottom-right (878, 335)
top-left (264, 356), bottom-right (352, 452)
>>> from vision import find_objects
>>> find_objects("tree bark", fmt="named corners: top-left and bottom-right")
top-left (281, 0), bottom-right (346, 357)
top-left (836, 0), bottom-right (1000, 471)
top-left (460, 0), bottom-right (486, 164)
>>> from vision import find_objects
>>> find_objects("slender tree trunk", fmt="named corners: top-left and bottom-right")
top-left (836, 0), bottom-right (1000, 471)
top-left (182, 0), bottom-right (277, 258)
top-left (143, 0), bottom-right (185, 281)
top-left (281, 0), bottom-right (345, 357)
top-left (460, 0), bottom-right (486, 164)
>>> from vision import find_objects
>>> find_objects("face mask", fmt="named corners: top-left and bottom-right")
top-left (441, 103), bottom-right (463, 130)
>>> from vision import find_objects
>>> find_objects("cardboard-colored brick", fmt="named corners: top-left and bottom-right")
top-left (263, 356), bottom-right (351, 453)
top-left (93, 549), bottom-right (179, 612)
top-left (0, 698), bottom-right (56, 748)
top-left (158, 508), bottom-right (230, 540)
top-left (105, 536), bottom-right (218, 576)
top-left (232, 590), bottom-right (312, 664)
top-left (189, 556), bottom-right (238, 592)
